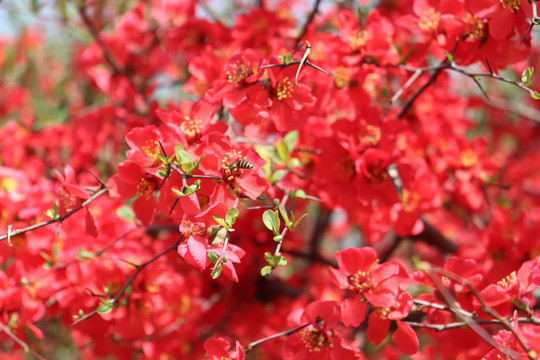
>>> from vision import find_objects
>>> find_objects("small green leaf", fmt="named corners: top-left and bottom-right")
top-left (292, 189), bottom-right (306, 198)
top-left (522, 66), bottom-right (534, 86)
top-left (116, 205), bottom-right (135, 222)
top-left (176, 149), bottom-right (192, 164)
top-left (283, 131), bottom-right (299, 152)
top-left (156, 151), bottom-right (167, 163)
top-left (172, 187), bottom-right (184, 197)
top-left (207, 251), bottom-right (219, 263)
top-left (277, 255), bottom-right (287, 267)
top-left (211, 264), bottom-right (222, 279)
top-left (531, 91), bottom-right (540, 100)
top-left (181, 155), bottom-right (203, 174)
top-left (226, 208), bottom-right (239, 226)
top-left (77, 249), bottom-right (94, 260)
top-left (381, 88), bottom-right (389, 100)
top-left (445, 52), bottom-right (454, 63)
top-left (288, 158), bottom-right (301, 168)
top-left (270, 169), bottom-right (287, 184)
top-left (183, 180), bottom-right (201, 196)
top-left (273, 235), bottom-right (283, 242)
top-left (264, 251), bottom-right (273, 264)
top-left (97, 299), bottom-right (113, 314)
top-left (292, 213), bottom-right (309, 229)
top-left (175, 143), bottom-right (185, 162)
top-left (97, 305), bottom-right (113, 314)
top-left (262, 210), bottom-right (280, 235)
top-left (213, 215), bottom-right (228, 228)
top-left (261, 265), bottom-right (272, 276)
top-left (276, 140), bottom-right (290, 163)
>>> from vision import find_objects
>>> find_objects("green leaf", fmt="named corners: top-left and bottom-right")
top-left (207, 251), bottom-right (219, 263)
top-left (44, 208), bottom-right (58, 220)
top-left (97, 304), bottom-right (113, 315)
top-left (292, 213), bottom-right (309, 229)
top-left (273, 235), bottom-right (283, 242)
top-left (116, 205), bottom-right (135, 222)
top-left (288, 158), bottom-right (301, 168)
top-left (270, 169), bottom-right (287, 183)
top-left (264, 251), bottom-right (274, 264)
top-left (77, 249), bottom-right (94, 260)
top-left (277, 255), bottom-right (287, 267)
top-left (522, 66), bottom-right (534, 86)
top-left (181, 155), bottom-right (203, 174)
top-left (97, 299), bottom-right (113, 314)
top-left (262, 210), bottom-right (280, 235)
top-left (276, 140), bottom-right (290, 163)
top-left (211, 264), bottom-right (222, 279)
top-left (176, 149), bottom-right (191, 164)
top-left (445, 52), bottom-right (454, 63)
top-left (183, 180), bottom-right (201, 196)
top-left (226, 208), bottom-right (239, 227)
top-left (531, 91), bottom-right (540, 100)
top-left (213, 215), bottom-right (228, 229)
top-left (292, 189), bottom-right (306, 198)
top-left (283, 130), bottom-right (299, 152)
top-left (175, 143), bottom-right (185, 162)
top-left (261, 265), bottom-right (272, 276)
top-left (381, 88), bottom-right (389, 100)
top-left (172, 187), bottom-right (184, 197)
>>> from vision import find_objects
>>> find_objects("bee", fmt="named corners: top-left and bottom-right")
top-left (232, 160), bottom-right (254, 169)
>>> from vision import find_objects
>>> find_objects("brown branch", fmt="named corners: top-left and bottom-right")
top-left (78, 5), bottom-right (149, 105)
top-left (432, 267), bottom-right (534, 357)
top-left (295, 0), bottom-right (322, 48)
top-left (71, 235), bottom-right (182, 326)
top-left (0, 187), bottom-right (108, 242)
top-left (406, 317), bottom-right (540, 332)
top-left (244, 323), bottom-right (310, 353)
top-left (1, 325), bottom-right (48, 360)
top-left (427, 268), bottom-right (524, 359)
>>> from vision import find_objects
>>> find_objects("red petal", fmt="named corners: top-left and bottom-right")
top-left (340, 297), bottom-right (367, 327)
top-left (367, 314), bottom-right (390, 345)
top-left (392, 321), bottom-right (419, 355)
top-left (85, 208), bottom-right (99, 238)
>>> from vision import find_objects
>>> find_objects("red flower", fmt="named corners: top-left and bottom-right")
top-left (198, 132), bottom-right (268, 204)
top-left (203, 336), bottom-right (245, 360)
top-left (267, 64), bottom-right (316, 131)
top-left (329, 247), bottom-right (410, 305)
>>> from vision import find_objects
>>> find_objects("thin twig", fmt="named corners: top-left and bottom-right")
top-left (1, 325), bottom-right (48, 360)
top-left (244, 323), bottom-right (310, 352)
top-left (0, 188), bottom-right (108, 242)
top-left (72, 235), bottom-right (182, 326)
top-left (295, 0), bottom-right (322, 48)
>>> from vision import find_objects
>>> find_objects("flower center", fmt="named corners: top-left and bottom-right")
top-left (465, 13), bottom-right (485, 40)
top-left (349, 29), bottom-right (368, 51)
top-left (401, 189), bottom-right (420, 212)
top-left (226, 59), bottom-right (252, 84)
top-left (500, 0), bottom-right (520, 12)
top-left (349, 270), bottom-right (373, 294)
top-left (276, 76), bottom-right (294, 100)
top-left (221, 150), bottom-right (250, 182)
top-left (141, 140), bottom-right (161, 167)
top-left (418, 8), bottom-right (441, 32)
top-left (333, 66), bottom-right (350, 89)
top-left (181, 116), bottom-right (202, 145)
top-left (137, 177), bottom-right (158, 199)
top-left (460, 149), bottom-right (478, 168)
top-left (300, 328), bottom-right (331, 352)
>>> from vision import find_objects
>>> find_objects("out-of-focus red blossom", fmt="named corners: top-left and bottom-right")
top-left (203, 336), bottom-right (245, 360)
